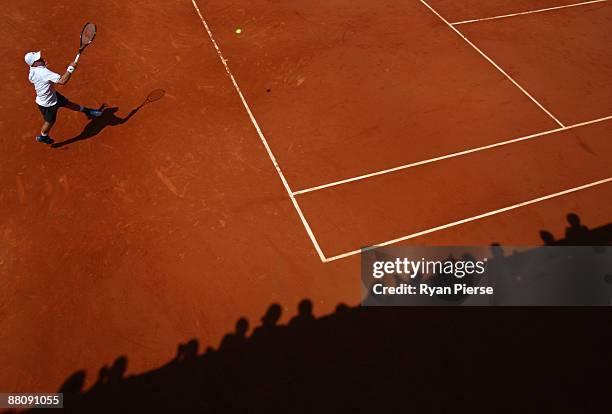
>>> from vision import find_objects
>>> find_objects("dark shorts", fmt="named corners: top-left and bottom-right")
top-left (37, 92), bottom-right (69, 123)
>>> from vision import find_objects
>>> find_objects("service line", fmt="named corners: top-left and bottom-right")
top-left (452, 0), bottom-right (609, 26)
top-left (323, 177), bottom-right (612, 262)
top-left (294, 114), bottom-right (612, 196)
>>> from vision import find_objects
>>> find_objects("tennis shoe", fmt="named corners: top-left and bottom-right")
top-left (84, 108), bottom-right (103, 118)
top-left (36, 135), bottom-right (54, 145)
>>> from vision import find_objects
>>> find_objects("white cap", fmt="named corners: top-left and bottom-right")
top-left (24, 51), bottom-right (41, 66)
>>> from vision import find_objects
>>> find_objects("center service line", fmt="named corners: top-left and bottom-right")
top-left (420, 0), bottom-right (565, 128)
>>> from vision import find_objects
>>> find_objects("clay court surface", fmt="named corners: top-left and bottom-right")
top-left (1, 0), bottom-right (611, 392)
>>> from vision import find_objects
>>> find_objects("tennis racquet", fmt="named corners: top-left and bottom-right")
top-left (74, 22), bottom-right (97, 63)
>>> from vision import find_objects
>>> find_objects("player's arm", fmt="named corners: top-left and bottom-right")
top-left (56, 62), bottom-right (78, 85)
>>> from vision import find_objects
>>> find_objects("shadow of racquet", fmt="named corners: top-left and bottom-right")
top-left (51, 89), bottom-right (166, 149)
top-left (136, 89), bottom-right (166, 110)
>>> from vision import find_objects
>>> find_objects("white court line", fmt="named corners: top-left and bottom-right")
top-left (293, 114), bottom-right (612, 195)
top-left (452, 0), bottom-right (609, 25)
top-left (191, 0), bottom-right (327, 262)
top-left (323, 177), bottom-right (612, 262)
top-left (420, 0), bottom-right (565, 128)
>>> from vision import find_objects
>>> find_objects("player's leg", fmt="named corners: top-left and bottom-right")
top-left (58, 92), bottom-right (102, 118)
top-left (41, 121), bottom-right (54, 136)
top-left (36, 105), bottom-right (57, 145)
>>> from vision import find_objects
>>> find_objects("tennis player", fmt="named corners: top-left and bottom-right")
top-left (25, 51), bottom-right (102, 145)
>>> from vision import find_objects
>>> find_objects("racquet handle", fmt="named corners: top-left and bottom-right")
top-left (74, 52), bottom-right (82, 63)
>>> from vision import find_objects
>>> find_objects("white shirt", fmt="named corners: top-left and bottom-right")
top-left (28, 66), bottom-right (61, 107)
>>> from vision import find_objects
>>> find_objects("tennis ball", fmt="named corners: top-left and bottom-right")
top-left (235, 28), bottom-right (242, 34)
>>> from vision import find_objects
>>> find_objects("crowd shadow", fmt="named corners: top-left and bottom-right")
top-left (539, 213), bottom-right (610, 246)
top-left (9, 214), bottom-right (611, 413)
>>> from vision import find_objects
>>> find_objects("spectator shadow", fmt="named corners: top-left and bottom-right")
top-left (564, 212), bottom-right (593, 245)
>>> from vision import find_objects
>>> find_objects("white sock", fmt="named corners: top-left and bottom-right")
top-left (41, 132), bottom-right (48, 136)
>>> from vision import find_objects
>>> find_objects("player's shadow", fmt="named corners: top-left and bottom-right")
top-left (51, 105), bottom-right (140, 148)
top-left (51, 89), bottom-right (165, 149)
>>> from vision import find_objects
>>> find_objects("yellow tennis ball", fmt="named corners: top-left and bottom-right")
top-left (235, 28), bottom-right (242, 34)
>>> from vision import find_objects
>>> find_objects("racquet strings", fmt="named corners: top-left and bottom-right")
top-left (81, 23), bottom-right (97, 47)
